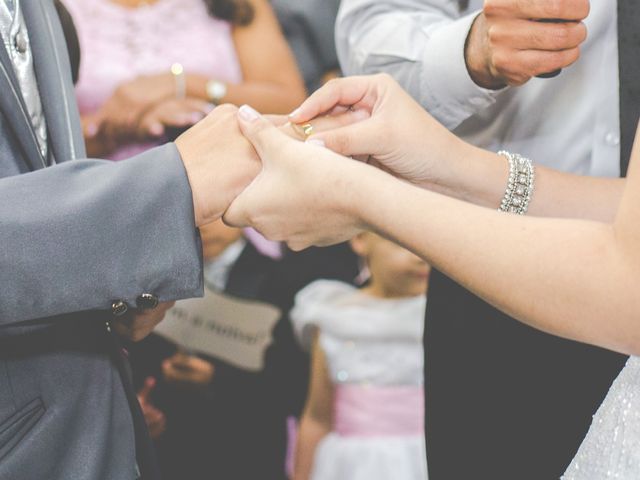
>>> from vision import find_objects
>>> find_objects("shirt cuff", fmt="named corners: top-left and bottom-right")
top-left (420, 10), bottom-right (505, 130)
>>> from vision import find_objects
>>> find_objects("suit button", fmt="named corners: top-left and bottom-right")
top-left (111, 300), bottom-right (129, 317)
top-left (136, 293), bottom-right (159, 310)
top-left (14, 30), bottom-right (27, 55)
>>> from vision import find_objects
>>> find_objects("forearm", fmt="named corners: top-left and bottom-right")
top-left (349, 166), bottom-right (640, 356)
top-left (434, 146), bottom-right (624, 222)
top-left (186, 74), bottom-right (305, 115)
top-left (294, 415), bottom-right (331, 480)
top-left (0, 144), bottom-right (203, 326)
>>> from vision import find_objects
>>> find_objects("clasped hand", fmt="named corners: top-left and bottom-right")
top-left (174, 75), bottom-right (472, 250)
top-left (222, 74), bottom-right (473, 250)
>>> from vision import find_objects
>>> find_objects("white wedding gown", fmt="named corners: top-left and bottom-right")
top-left (563, 356), bottom-right (640, 479)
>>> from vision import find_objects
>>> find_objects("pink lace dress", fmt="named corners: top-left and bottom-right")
top-left (65, 0), bottom-right (243, 160)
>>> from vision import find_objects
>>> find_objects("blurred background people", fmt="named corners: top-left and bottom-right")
top-left (128, 219), bottom-right (358, 479)
top-left (128, 220), bottom-right (297, 480)
top-left (64, 0), bottom-right (306, 159)
top-left (271, 0), bottom-right (342, 93)
top-left (292, 233), bottom-right (430, 480)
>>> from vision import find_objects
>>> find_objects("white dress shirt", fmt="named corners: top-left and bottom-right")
top-left (336, 0), bottom-right (620, 177)
top-left (203, 238), bottom-right (247, 292)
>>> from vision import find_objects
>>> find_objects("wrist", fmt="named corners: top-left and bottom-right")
top-left (454, 146), bottom-right (509, 208)
top-left (343, 163), bottom-right (396, 233)
top-left (409, 129), bottom-right (473, 195)
top-left (464, 14), bottom-right (505, 90)
top-left (174, 138), bottom-right (208, 227)
top-left (420, 137), bottom-right (474, 197)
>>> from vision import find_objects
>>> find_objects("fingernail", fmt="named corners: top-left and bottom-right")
top-left (86, 123), bottom-right (98, 137)
top-left (238, 104), bottom-right (260, 122)
top-left (190, 112), bottom-right (204, 123)
top-left (289, 108), bottom-right (301, 119)
top-left (306, 138), bottom-right (325, 148)
top-left (149, 123), bottom-right (164, 136)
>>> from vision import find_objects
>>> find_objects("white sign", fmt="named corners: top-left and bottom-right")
top-left (155, 288), bottom-right (282, 372)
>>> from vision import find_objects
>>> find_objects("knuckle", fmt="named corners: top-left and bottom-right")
top-left (375, 72), bottom-right (394, 84)
top-left (287, 240), bottom-right (306, 252)
top-left (508, 74), bottom-right (528, 86)
top-left (486, 24), bottom-right (501, 43)
top-left (550, 24), bottom-right (571, 44)
top-left (214, 103), bottom-right (238, 116)
top-left (563, 47), bottom-right (581, 65)
top-left (482, 0), bottom-right (499, 17)
top-left (574, 0), bottom-right (590, 19)
top-left (325, 77), bottom-right (342, 90)
top-left (541, 0), bottom-right (564, 19)
top-left (575, 22), bottom-right (588, 43)
top-left (544, 50), bottom-right (572, 69)
top-left (548, 23), bottom-right (585, 48)
top-left (491, 50), bottom-right (510, 71)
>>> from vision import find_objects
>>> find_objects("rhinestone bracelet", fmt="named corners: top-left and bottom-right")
top-left (497, 151), bottom-right (535, 215)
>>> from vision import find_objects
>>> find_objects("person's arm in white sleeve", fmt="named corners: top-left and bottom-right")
top-left (336, 0), bottom-right (589, 130)
top-left (335, 0), bottom-right (500, 129)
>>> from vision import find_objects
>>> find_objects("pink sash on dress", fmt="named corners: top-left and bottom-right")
top-left (334, 384), bottom-right (424, 437)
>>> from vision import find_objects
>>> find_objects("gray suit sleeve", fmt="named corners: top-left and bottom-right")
top-left (0, 143), bottom-right (204, 326)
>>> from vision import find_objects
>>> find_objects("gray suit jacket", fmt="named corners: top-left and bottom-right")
top-left (0, 1), bottom-right (203, 479)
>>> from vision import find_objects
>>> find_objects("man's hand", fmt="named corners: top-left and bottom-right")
top-left (465, 0), bottom-right (590, 88)
top-left (136, 98), bottom-right (213, 141)
top-left (112, 301), bottom-right (175, 342)
top-left (175, 104), bottom-right (261, 227)
top-left (224, 106), bottom-right (369, 251)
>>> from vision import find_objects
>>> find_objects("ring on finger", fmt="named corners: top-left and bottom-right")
top-left (288, 121), bottom-right (314, 140)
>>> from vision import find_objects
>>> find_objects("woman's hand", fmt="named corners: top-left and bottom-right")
top-left (289, 74), bottom-right (473, 191)
top-left (97, 73), bottom-right (176, 142)
top-left (224, 106), bottom-right (382, 251)
top-left (136, 98), bottom-right (214, 141)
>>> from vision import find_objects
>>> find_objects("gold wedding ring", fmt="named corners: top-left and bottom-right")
top-left (301, 123), bottom-right (314, 137)
top-left (288, 121), bottom-right (314, 140)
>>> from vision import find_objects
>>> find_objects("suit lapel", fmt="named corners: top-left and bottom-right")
top-left (21, 0), bottom-right (85, 163)
top-left (0, 38), bottom-right (45, 170)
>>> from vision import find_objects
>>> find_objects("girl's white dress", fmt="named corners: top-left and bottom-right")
top-left (291, 280), bottom-right (428, 480)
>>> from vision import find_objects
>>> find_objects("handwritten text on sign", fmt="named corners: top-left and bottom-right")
top-left (154, 288), bottom-right (281, 371)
